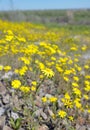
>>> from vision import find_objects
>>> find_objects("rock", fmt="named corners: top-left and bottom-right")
top-left (19, 128), bottom-right (25, 130)
top-left (76, 124), bottom-right (87, 130)
top-left (41, 111), bottom-right (48, 120)
top-left (39, 88), bottom-right (45, 97)
top-left (79, 126), bottom-right (86, 130)
top-left (3, 125), bottom-right (13, 130)
top-left (10, 95), bottom-right (20, 108)
top-left (0, 107), bottom-right (5, 116)
top-left (62, 119), bottom-right (68, 125)
top-left (34, 96), bottom-right (42, 107)
top-left (2, 94), bottom-right (10, 104)
top-left (34, 109), bottom-right (42, 117)
top-left (0, 116), bottom-right (5, 129)
top-left (38, 124), bottom-right (49, 130)
top-left (0, 82), bottom-right (7, 95)
top-left (45, 94), bottom-right (52, 98)
top-left (47, 107), bottom-right (54, 117)
top-left (77, 117), bottom-right (86, 125)
top-left (11, 111), bottom-right (19, 120)
top-left (87, 124), bottom-right (90, 130)
top-left (1, 71), bottom-right (14, 80)
top-left (82, 52), bottom-right (90, 60)
top-left (76, 124), bottom-right (81, 130)
top-left (80, 70), bottom-right (85, 76)
top-left (0, 99), bottom-right (2, 107)
top-left (57, 100), bottom-right (63, 108)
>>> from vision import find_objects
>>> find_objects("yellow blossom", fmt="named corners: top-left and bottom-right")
top-left (84, 85), bottom-right (90, 92)
top-left (11, 80), bottom-right (21, 89)
top-left (41, 68), bottom-right (54, 78)
top-left (49, 96), bottom-right (57, 103)
top-left (0, 65), bottom-right (3, 70)
top-left (58, 110), bottom-right (67, 118)
top-left (68, 116), bottom-right (74, 121)
top-left (64, 93), bottom-right (70, 100)
top-left (72, 82), bottom-right (79, 87)
top-left (73, 88), bottom-right (81, 97)
top-left (42, 97), bottom-right (47, 103)
top-left (20, 86), bottom-right (30, 93)
top-left (63, 76), bottom-right (69, 82)
top-left (83, 95), bottom-right (89, 100)
top-left (73, 76), bottom-right (79, 82)
top-left (31, 86), bottom-right (36, 91)
top-left (4, 66), bottom-right (11, 71)
top-left (32, 81), bottom-right (37, 86)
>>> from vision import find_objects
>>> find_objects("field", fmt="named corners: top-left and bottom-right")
top-left (0, 15), bottom-right (90, 130)
top-left (0, 9), bottom-right (90, 25)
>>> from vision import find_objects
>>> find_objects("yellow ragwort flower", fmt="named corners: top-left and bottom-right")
top-left (41, 68), bottom-right (54, 78)
top-left (58, 110), bottom-right (67, 118)
top-left (20, 86), bottom-right (30, 93)
top-left (11, 79), bottom-right (21, 89)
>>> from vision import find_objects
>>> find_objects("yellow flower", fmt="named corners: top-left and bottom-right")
top-left (74, 58), bottom-right (79, 62)
top-left (63, 76), bottom-right (69, 82)
top-left (51, 56), bottom-right (56, 61)
top-left (84, 65), bottom-right (89, 69)
top-left (11, 80), bottom-right (21, 89)
top-left (5, 35), bottom-right (13, 41)
top-left (68, 59), bottom-right (73, 64)
top-left (75, 102), bottom-right (82, 108)
top-left (42, 97), bottom-right (47, 103)
top-left (83, 95), bottom-right (89, 100)
top-left (64, 70), bottom-right (71, 75)
top-left (38, 62), bottom-right (45, 70)
top-left (14, 69), bottom-right (19, 74)
top-left (31, 86), bottom-right (36, 91)
top-left (84, 80), bottom-right (89, 85)
top-left (32, 81), bottom-right (37, 86)
top-left (0, 65), bottom-right (3, 70)
top-left (88, 109), bottom-right (90, 113)
top-left (58, 110), bottom-right (67, 118)
top-left (20, 57), bottom-right (30, 65)
top-left (72, 82), bottom-right (79, 87)
top-left (19, 66), bottom-right (28, 76)
top-left (73, 76), bottom-right (79, 82)
top-left (4, 66), bottom-right (11, 71)
top-left (85, 75), bottom-right (90, 79)
top-left (51, 114), bottom-right (56, 119)
top-left (61, 98), bottom-right (73, 108)
top-left (20, 86), bottom-right (30, 93)
top-left (84, 85), bottom-right (90, 92)
top-left (39, 74), bottom-right (44, 79)
top-left (77, 66), bottom-right (81, 71)
top-left (65, 100), bottom-right (73, 108)
top-left (70, 47), bottom-right (77, 51)
top-left (73, 88), bottom-right (81, 97)
top-left (56, 65), bottom-right (63, 73)
top-left (49, 96), bottom-right (57, 103)
top-left (68, 116), bottom-right (74, 121)
top-left (41, 68), bottom-right (54, 78)
top-left (74, 98), bottom-right (82, 108)
top-left (64, 93), bottom-right (70, 100)
top-left (81, 46), bottom-right (87, 51)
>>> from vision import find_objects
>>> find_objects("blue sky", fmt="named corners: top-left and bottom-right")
top-left (0, 0), bottom-right (90, 11)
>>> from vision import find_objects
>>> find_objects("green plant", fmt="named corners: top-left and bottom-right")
top-left (10, 118), bottom-right (22, 130)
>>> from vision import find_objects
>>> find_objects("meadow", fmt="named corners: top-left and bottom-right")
top-left (0, 19), bottom-right (90, 130)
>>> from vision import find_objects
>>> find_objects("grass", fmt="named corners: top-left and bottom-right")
top-left (0, 9), bottom-right (90, 25)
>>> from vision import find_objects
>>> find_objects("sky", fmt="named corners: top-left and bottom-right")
top-left (0, 0), bottom-right (90, 11)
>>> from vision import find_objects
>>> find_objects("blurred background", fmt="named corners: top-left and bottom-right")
top-left (0, 0), bottom-right (90, 25)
